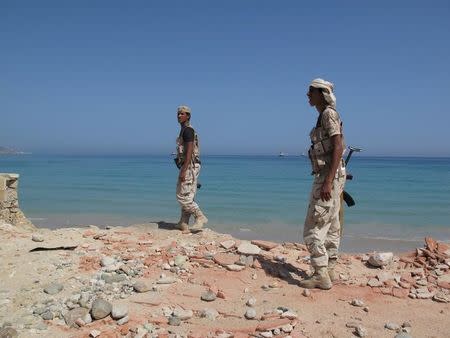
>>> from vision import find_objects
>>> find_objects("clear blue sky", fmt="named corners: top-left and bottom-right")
top-left (1, 1), bottom-right (449, 156)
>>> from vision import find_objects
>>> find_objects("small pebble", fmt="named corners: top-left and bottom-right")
top-left (201, 290), bottom-right (217, 302)
top-left (245, 308), bottom-right (257, 319)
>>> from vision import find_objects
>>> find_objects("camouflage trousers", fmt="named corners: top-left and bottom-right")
top-left (303, 170), bottom-right (346, 268)
top-left (176, 163), bottom-right (201, 214)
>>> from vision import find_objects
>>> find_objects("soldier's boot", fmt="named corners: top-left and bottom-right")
top-left (328, 258), bottom-right (338, 282)
top-left (191, 209), bottom-right (208, 231)
top-left (176, 210), bottom-right (190, 232)
top-left (298, 267), bottom-right (332, 290)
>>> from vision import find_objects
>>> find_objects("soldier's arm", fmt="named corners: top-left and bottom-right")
top-left (179, 141), bottom-right (193, 181)
top-left (321, 135), bottom-right (343, 201)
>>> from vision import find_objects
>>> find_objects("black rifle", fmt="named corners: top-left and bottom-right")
top-left (342, 146), bottom-right (362, 207)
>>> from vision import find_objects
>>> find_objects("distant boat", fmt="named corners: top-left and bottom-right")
top-left (278, 152), bottom-right (287, 157)
top-left (171, 152), bottom-right (176, 156)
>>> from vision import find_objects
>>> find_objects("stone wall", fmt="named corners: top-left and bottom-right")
top-left (0, 173), bottom-right (34, 229)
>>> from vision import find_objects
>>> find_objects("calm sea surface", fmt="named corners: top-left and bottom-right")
top-left (1, 155), bottom-right (449, 251)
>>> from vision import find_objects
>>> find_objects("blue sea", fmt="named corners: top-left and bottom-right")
top-left (1, 155), bottom-right (449, 252)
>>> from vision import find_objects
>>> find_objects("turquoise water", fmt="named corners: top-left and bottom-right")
top-left (1, 155), bottom-right (450, 249)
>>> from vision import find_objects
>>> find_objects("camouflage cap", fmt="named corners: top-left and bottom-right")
top-left (177, 105), bottom-right (191, 114)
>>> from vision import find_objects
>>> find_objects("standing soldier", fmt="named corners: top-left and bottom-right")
top-left (175, 105), bottom-right (208, 232)
top-left (299, 79), bottom-right (346, 290)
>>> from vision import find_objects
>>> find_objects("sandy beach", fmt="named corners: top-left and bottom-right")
top-left (1, 220), bottom-right (449, 338)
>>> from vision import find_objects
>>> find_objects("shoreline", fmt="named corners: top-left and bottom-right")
top-left (28, 215), bottom-right (448, 254)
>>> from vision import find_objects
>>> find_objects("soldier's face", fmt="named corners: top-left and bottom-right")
top-left (177, 111), bottom-right (189, 124)
top-left (307, 86), bottom-right (322, 107)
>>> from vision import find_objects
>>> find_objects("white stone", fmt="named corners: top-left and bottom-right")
top-left (416, 292), bottom-right (434, 299)
top-left (385, 322), bottom-right (400, 331)
top-left (111, 302), bottom-right (128, 319)
top-left (220, 240), bottom-right (236, 249)
top-left (201, 308), bottom-right (219, 320)
top-left (244, 307), bottom-right (257, 319)
top-left (377, 272), bottom-right (394, 283)
top-left (281, 324), bottom-right (293, 333)
top-left (281, 311), bottom-right (298, 319)
top-left (90, 330), bottom-right (101, 338)
top-left (368, 252), bottom-right (393, 267)
top-left (172, 308), bottom-right (193, 320)
top-left (351, 299), bottom-right (365, 307)
top-left (246, 297), bottom-right (256, 307)
top-left (237, 242), bottom-right (261, 255)
top-left (100, 257), bottom-right (116, 267)
top-left (226, 264), bottom-right (245, 272)
top-left (32, 234), bottom-right (44, 242)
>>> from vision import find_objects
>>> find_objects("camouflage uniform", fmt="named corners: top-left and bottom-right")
top-left (175, 105), bottom-right (207, 230)
top-left (304, 106), bottom-right (346, 268)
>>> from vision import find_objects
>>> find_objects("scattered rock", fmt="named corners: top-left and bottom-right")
top-left (226, 264), bottom-right (245, 271)
top-left (256, 318), bottom-right (292, 331)
top-left (213, 253), bottom-right (239, 266)
top-left (416, 292), bottom-right (434, 299)
top-left (351, 299), bottom-right (364, 307)
top-left (117, 315), bottom-right (129, 325)
top-left (237, 242), bottom-right (261, 255)
top-left (355, 325), bottom-right (367, 337)
top-left (302, 289), bottom-right (311, 297)
top-left (260, 331), bottom-right (274, 338)
top-left (201, 290), bottom-right (217, 302)
top-left (91, 298), bottom-right (112, 320)
top-left (111, 302), bottom-right (128, 320)
top-left (245, 308), bottom-right (257, 319)
top-left (281, 324), bottom-right (293, 333)
top-left (281, 311), bottom-right (298, 319)
top-left (201, 308), bottom-right (219, 320)
top-left (168, 316), bottom-right (181, 326)
top-left (74, 318), bottom-right (86, 327)
top-left (64, 308), bottom-right (90, 328)
top-left (377, 271), bottom-right (394, 282)
top-left (246, 297), bottom-right (256, 307)
top-left (31, 234), bottom-right (44, 242)
top-left (433, 292), bottom-right (450, 303)
top-left (251, 240), bottom-right (279, 250)
top-left (174, 255), bottom-right (187, 267)
top-left (238, 255), bottom-right (254, 266)
top-left (102, 273), bottom-right (126, 284)
top-left (385, 322), bottom-right (401, 331)
top-left (41, 311), bottom-right (53, 320)
top-left (368, 252), bottom-right (393, 267)
top-left (133, 280), bottom-right (151, 293)
top-left (220, 240), bottom-right (236, 249)
top-left (172, 308), bottom-right (193, 320)
top-left (43, 283), bottom-right (64, 295)
top-left (90, 330), bottom-right (101, 338)
top-left (100, 256), bottom-right (116, 267)
top-left (367, 278), bottom-right (383, 288)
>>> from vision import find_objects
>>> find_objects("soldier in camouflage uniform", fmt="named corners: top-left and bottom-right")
top-left (175, 105), bottom-right (208, 232)
top-left (299, 79), bottom-right (346, 290)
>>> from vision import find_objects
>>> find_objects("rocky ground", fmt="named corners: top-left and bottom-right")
top-left (0, 221), bottom-right (449, 338)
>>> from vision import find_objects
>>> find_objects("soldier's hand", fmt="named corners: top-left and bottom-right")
top-left (179, 170), bottom-right (186, 182)
top-left (320, 181), bottom-right (332, 202)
